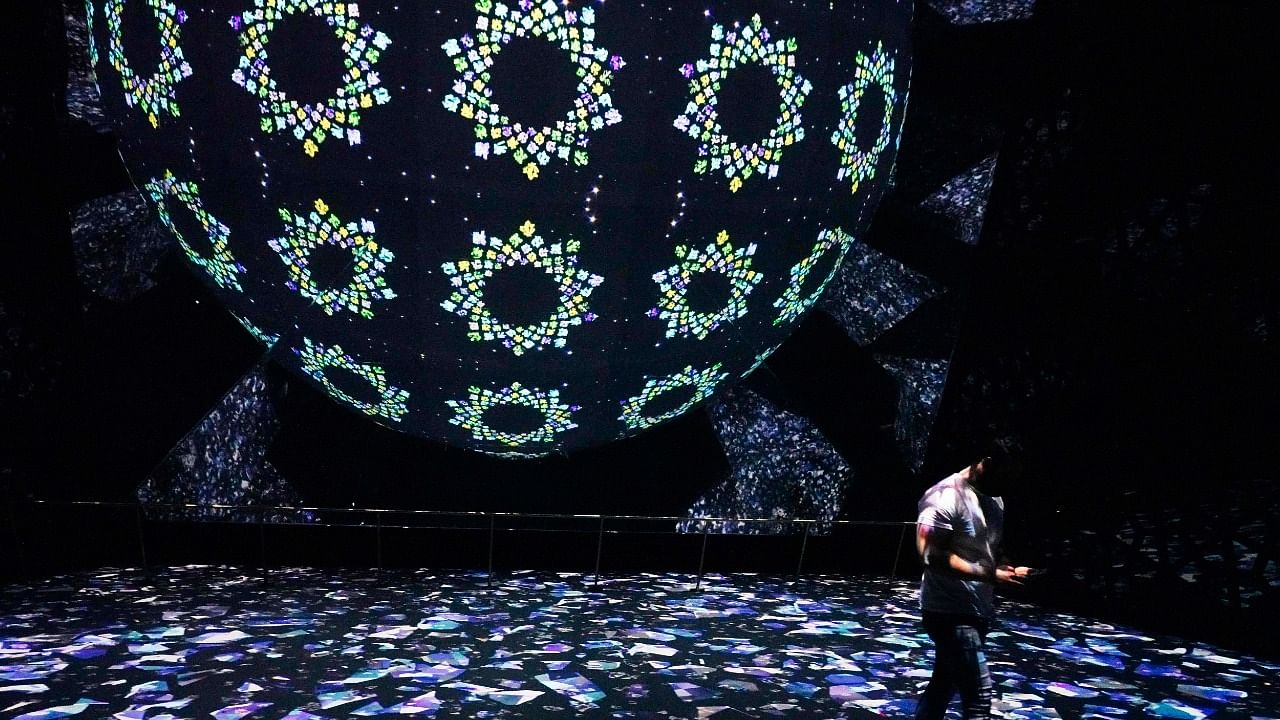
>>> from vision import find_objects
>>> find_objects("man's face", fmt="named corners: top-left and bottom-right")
top-left (978, 457), bottom-right (1020, 496)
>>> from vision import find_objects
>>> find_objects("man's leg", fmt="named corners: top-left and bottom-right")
top-left (950, 621), bottom-right (993, 720)
top-left (914, 614), bottom-right (957, 720)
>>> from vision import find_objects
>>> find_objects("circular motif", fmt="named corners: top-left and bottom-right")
top-left (619, 364), bottom-right (729, 431)
top-left (447, 382), bottom-right (580, 448)
top-left (773, 227), bottom-right (855, 326)
top-left (144, 170), bottom-right (246, 291)
top-left (230, 0), bottom-right (393, 157)
top-left (440, 220), bottom-right (603, 356)
top-left (442, 1), bottom-right (624, 180)
top-left (673, 14), bottom-right (813, 193)
top-left (103, 0), bottom-right (193, 128)
top-left (650, 231), bottom-right (762, 340)
top-left (831, 41), bottom-right (898, 195)
top-left (269, 198), bottom-right (397, 319)
top-left (295, 338), bottom-right (410, 422)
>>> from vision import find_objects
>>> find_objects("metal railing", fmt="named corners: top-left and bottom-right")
top-left (16, 499), bottom-right (918, 589)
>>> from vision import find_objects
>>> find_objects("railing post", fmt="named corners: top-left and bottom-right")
top-left (795, 522), bottom-right (810, 577)
top-left (375, 511), bottom-right (383, 571)
top-left (891, 523), bottom-right (910, 577)
top-left (486, 513), bottom-right (495, 589)
top-left (135, 504), bottom-right (149, 571)
top-left (593, 515), bottom-right (605, 587)
top-left (696, 525), bottom-right (709, 590)
top-left (258, 511), bottom-right (269, 586)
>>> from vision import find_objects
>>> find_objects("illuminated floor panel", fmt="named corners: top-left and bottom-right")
top-left (1, 567), bottom-right (1275, 718)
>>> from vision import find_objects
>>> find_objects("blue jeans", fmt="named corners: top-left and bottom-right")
top-left (915, 612), bottom-right (993, 720)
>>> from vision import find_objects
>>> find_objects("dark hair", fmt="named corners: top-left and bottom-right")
top-left (979, 442), bottom-right (1023, 483)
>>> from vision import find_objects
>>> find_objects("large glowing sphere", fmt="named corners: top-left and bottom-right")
top-left (86, 0), bottom-right (912, 455)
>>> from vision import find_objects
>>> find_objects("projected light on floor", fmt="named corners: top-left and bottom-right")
top-left (7, 567), bottom-right (1277, 718)
top-left (85, 0), bottom-right (912, 455)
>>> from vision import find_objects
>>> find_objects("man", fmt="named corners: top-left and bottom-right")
top-left (914, 450), bottom-right (1033, 720)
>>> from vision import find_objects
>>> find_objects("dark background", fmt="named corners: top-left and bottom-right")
top-left (3, 1), bottom-right (1277, 657)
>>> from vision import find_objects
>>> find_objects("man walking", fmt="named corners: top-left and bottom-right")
top-left (914, 450), bottom-right (1033, 719)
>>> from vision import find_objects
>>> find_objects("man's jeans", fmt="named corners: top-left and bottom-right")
top-left (914, 611), bottom-right (993, 720)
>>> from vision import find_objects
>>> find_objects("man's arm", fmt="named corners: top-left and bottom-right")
top-left (995, 552), bottom-right (1033, 580)
top-left (917, 524), bottom-right (1022, 585)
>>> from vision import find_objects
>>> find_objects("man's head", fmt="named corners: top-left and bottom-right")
top-left (971, 444), bottom-right (1023, 496)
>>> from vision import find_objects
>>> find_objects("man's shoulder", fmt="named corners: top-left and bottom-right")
top-left (920, 473), bottom-right (966, 503)
top-left (917, 475), bottom-right (969, 528)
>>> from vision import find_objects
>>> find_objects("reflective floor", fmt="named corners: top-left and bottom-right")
top-left (1, 567), bottom-right (1275, 719)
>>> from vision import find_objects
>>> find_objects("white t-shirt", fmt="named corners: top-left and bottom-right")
top-left (916, 473), bottom-right (1005, 619)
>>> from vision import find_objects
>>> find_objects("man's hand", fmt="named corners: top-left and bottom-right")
top-left (996, 565), bottom-right (1033, 585)
top-left (921, 525), bottom-right (1037, 585)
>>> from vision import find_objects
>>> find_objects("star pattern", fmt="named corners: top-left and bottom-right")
top-left (231, 0), bottom-right (392, 156)
top-left (832, 41), bottom-right (899, 195)
top-left (447, 381), bottom-right (580, 448)
top-left (103, 0), bottom-right (193, 128)
top-left (270, 199), bottom-right (397, 319)
top-left (440, 221), bottom-right (603, 355)
top-left (295, 337), bottom-right (410, 422)
top-left (673, 14), bottom-right (812, 192)
top-left (774, 227), bottom-right (855, 326)
top-left (619, 363), bottom-right (729, 432)
top-left (442, 0), bottom-right (623, 179)
top-left (144, 170), bottom-right (245, 291)
top-left (650, 231), bottom-right (762, 340)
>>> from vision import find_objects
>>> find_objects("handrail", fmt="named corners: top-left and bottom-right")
top-left (24, 498), bottom-right (916, 526)
top-left (11, 497), bottom-right (921, 586)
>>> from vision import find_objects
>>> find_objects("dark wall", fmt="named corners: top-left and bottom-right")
top-left (923, 0), bottom-right (1278, 655)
